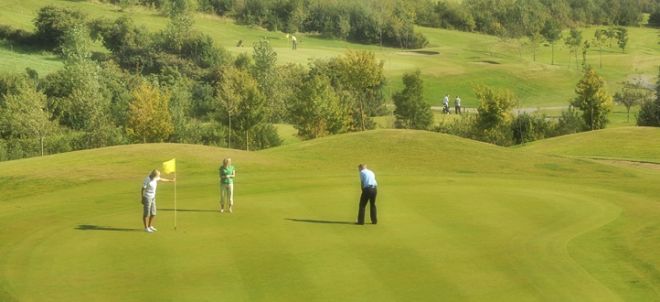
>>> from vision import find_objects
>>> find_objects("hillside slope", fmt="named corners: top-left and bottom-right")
top-left (519, 127), bottom-right (660, 163)
top-left (1, 130), bottom-right (659, 301)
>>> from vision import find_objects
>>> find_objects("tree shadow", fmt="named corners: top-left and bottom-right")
top-left (159, 208), bottom-right (219, 213)
top-left (285, 218), bottom-right (355, 225)
top-left (75, 224), bottom-right (142, 232)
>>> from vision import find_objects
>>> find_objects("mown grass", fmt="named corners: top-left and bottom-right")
top-left (0, 0), bottom-right (658, 108)
top-left (1, 129), bottom-right (659, 301)
top-left (520, 126), bottom-right (660, 163)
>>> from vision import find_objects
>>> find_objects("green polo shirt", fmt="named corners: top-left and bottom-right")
top-left (220, 165), bottom-right (235, 184)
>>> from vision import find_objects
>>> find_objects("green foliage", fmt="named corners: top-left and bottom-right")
top-left (215, 66), bottom-right (275, 150)
top-left (393, 70), bottom-right (433, 130)
top-left (511, 112), bottom-right (550, 144)
top-left (235, 0), bottom-right (428, 49)
top-left (614, 26), bottom-right (628, 53)
top-left (571, 67), bottom-right (612, 131)
top-left (251, 39), bottom-right (279, 120)
top-left (61, 24), bottom-right (92, 64)
top-left (127, 81), bottom-right (174, 143)
top-left (614, 77), bottom-right (654, 122)
top-left (541, 19), bottom-right (562, 65)
top-left (637, 67), bottom-right (660, 126)
top-left (0, 80), bottom-right (55, 141)
top-left (472, 85), bottom-right (517, 145)
top-left (649, 11), bottom-right (660, 27)
top-left (564, 28), bottom-right (582, 70)
top-left (33, 6), bottom-right (86, 51)
top-left (434, 114), bottom-right (477, 138)
top-left (289, 74), bottom-right (346, 139)
top-left (90, 16), bottom-right (156, 71)
top-left (474, 85), bottom-right (516, 131)
top-left (335, 50), bottom-right (386, 130)
top-left (554, 107), bottom-right (587, 135)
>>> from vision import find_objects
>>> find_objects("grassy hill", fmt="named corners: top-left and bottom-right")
top-left (519, 127), bottom-right (660, 163)
top-left (0, 0), bottom-right (659, 109)
top-left (1, 129), bottom-right (660, 301)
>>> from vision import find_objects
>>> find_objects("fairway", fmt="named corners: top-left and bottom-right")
top-left (1, 129), bottom-right (660, 301)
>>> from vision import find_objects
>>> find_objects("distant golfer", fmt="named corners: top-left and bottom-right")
top-left (141, 169), bottom-right (175, 233)
top-left (455, 96), bottom-right (462, 114)
top-left (291, 35), bottom-right (297, 50)
top-left (357, 164), bottom-right (378, 225)
top-left (219, 158), bottom-right (236, 213)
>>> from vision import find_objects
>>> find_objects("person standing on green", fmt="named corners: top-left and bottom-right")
top-left (219, 158), bottom-right (236, 213)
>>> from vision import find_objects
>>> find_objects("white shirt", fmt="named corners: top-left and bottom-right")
top-left (360, 169), bottom-right (377, 188)
top-left (443, 96), bottom-right (449, 106)
top-left (142, 176), bottom-right (160, 199)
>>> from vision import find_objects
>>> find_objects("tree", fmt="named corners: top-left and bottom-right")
top-left (127, 81), bottom-right (173, 143)
top-left (393, 70), bottom-right (433, 130)
top-left (0, 81), bottom-right (56, 157)
top-left (614, 26), bottom-right (628, 53)
top-left (251, 39), bottom-right (278, 121)
top-left (289, 74), bottom-right (346, 139)
top-left (581, 40), bottom-right (591, 69)
top-left (637, 67), bottom-right (660, 127)
top-left (593, 29), bottom-right (608, 68)
top-left (474, 85), bottom-right (516, 145)
top-left (528, 32), bottom-right (544, 62)
top-left (336, 50), bottom-right (386, 131)
top-left (160, 0), bottom-right (197, 54)
top-left (571, 67), bottom-right (612, 130)
top-left (33, 6), bottom-right (86, 51)
top-left (215, 67), bottom-right (241, 148)
top-left (564, 28), bottom-right (582, 70)
top-left (541, 19), bottom-right (562, 65)
top-left (614, 77), bottom-right (654, 122)
top-left (215, 67), bottom-right (270, 150)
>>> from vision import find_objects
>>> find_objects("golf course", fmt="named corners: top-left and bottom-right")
top-left (1, 127), bottom-right (659, 301)
top-left (1, 0), bottom-right (660, 300)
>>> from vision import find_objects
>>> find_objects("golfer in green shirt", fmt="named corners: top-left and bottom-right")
top-left (219, 158), bottom-right (236, 213)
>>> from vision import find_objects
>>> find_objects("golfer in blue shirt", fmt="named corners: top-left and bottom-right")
top-left (357, 164), bottom-right (378, 225)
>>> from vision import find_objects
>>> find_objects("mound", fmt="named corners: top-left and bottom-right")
top-left (520, 127), bottom-right (660, 163)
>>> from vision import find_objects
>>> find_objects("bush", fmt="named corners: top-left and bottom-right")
top-left (649, 11), bottom-right (660, 27)
top-left (33, 6), bottom-right (86, 51)
top-left (434, 114), bottom-right (477, 138)
top-left (637, 99), bottom-right (660, 126)
top-left (511, 112), bottom-right (551, 144)
top-left (0, 25), bottom-right (35, 46)
top-left (553, 107), bottom-right (586, 135)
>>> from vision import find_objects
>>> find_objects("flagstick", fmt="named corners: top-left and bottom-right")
top-left (174, 171), bottom-right (177, 230)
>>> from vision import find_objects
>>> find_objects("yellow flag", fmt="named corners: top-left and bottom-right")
top-left (162, 158), bottom-right (176, 174)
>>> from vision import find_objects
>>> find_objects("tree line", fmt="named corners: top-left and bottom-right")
top-left (0, 4), bottom-right (388, 160)
top-left (97, 0), bottom-right (655, 49)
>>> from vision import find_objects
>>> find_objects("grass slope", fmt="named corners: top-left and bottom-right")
top-left (1, 1), bottom-right (659, 108)
top-left (1, 129), bottom-right (659, 301)
top-left (520, 127), bottom-right (660, 163)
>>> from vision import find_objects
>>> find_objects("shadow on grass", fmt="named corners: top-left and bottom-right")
top-left (159, 208), bottom-right (219, 213)
top-left (286, 218), bottom-right (355, 225)
top-left (75, 224), bottom-right (141, 232)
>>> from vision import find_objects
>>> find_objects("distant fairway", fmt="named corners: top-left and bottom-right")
top-left (1, 0), bottom-right (659, 108)
top-left (1, 129), bottom-right (659, 301)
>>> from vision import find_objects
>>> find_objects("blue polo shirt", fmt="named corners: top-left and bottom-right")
top-left (360, 169), bottom-right (377, 189)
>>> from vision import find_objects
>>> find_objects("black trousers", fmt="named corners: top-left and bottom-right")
top-left (357, 187), bottom-right (377, 224)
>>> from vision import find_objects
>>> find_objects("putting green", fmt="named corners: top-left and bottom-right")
top-left (1, 129), bottom-right (659, 301)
